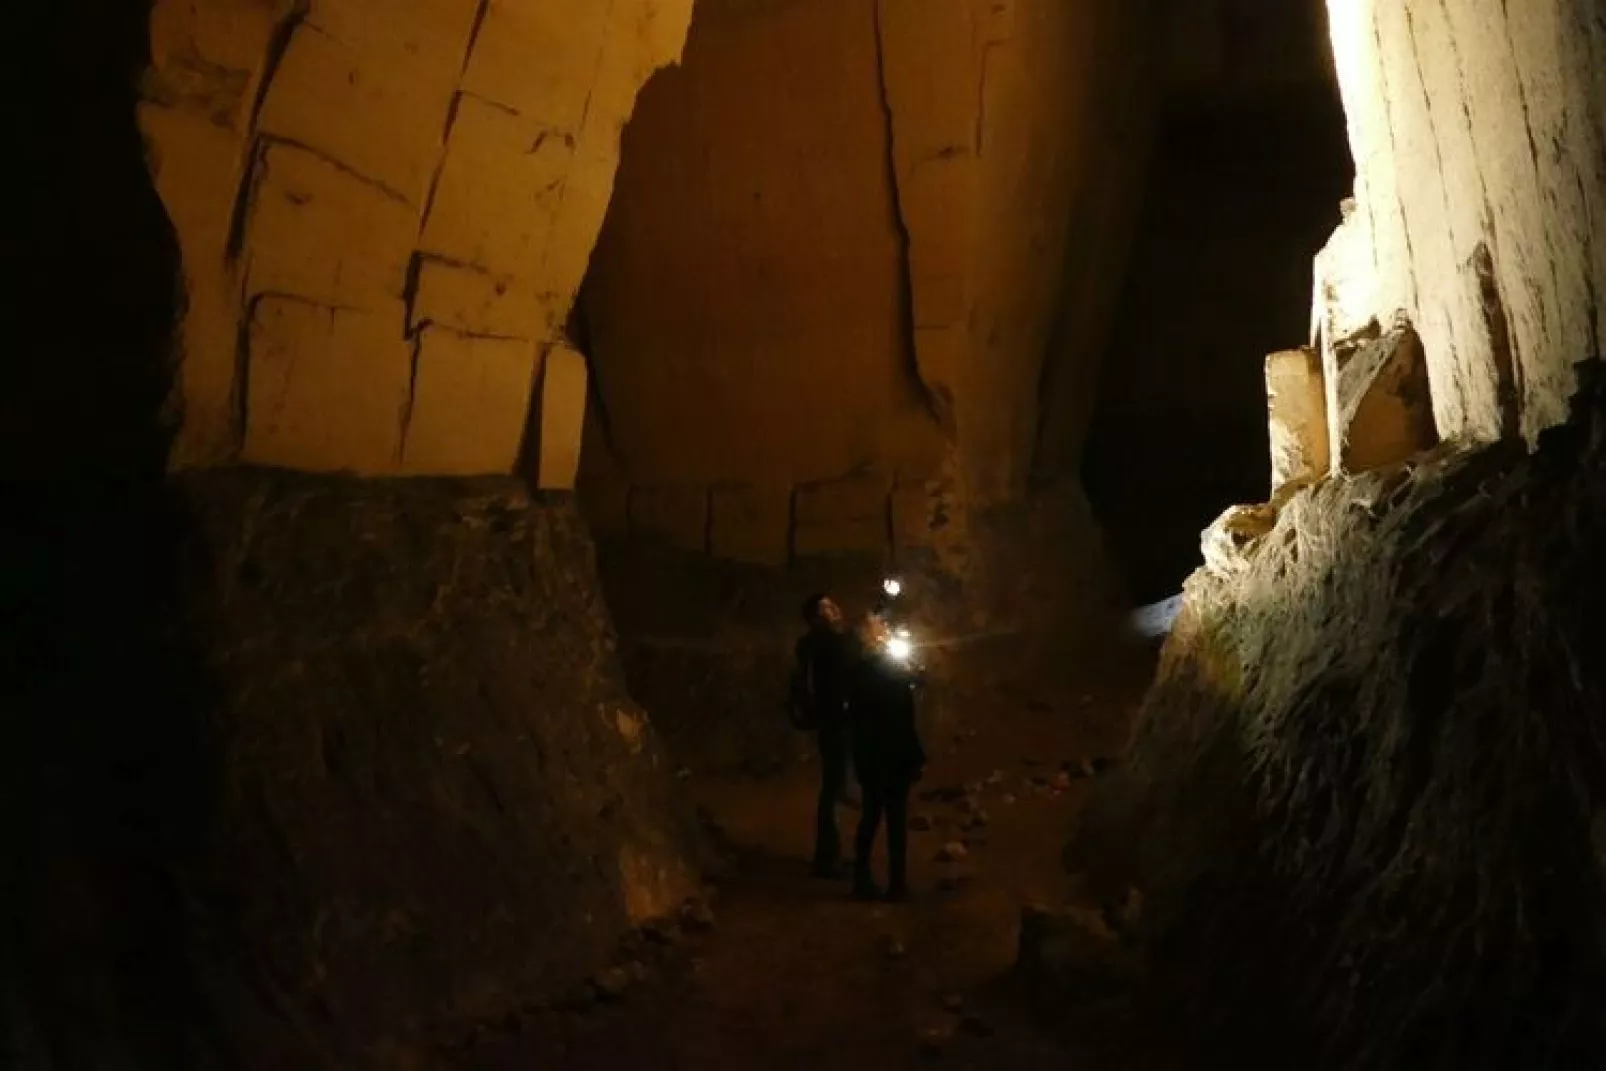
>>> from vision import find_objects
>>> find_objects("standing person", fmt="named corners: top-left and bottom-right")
top-left (791, 593), bottom-right (859, 878)
top-left (848, 616), bottom-right (926, 902)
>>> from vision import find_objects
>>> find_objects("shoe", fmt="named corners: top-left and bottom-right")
top-left (810, 860), bottom-right (843, 879)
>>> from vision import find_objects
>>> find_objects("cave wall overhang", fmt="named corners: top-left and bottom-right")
top-left (141, 0), bottom-right (695, 478)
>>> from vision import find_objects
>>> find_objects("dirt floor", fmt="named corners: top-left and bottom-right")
top-left (447, 667), bottom-right (1182, 1070)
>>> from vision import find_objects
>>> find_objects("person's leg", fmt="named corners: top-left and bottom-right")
top-left (839, 748), bottom-right (861, 808)
top-left (812, 726), bottom-right (847, 875)
top-left (885, 774), bottom-right (912, 899)
top-left (853, 772), bottom-right (886, 898)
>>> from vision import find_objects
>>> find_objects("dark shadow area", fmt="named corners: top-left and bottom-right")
top-left (1082, 84), bottom-right (1353, 603)
top-left (2, 4), bottom-right (228, 1065)
top-left (1071, 361), bottom-right (1606, 1067)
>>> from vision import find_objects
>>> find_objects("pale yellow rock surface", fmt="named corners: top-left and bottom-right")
top-left (1265, 348), bottom-right (1330, 494)
top-left (142, 0), bottom-right (696, 475)
top-left (1323, 0), bottom-right (1606, 446)
top-left (537, 344), bottom-right (589, 492)
top-left (402, 331), bottom-right (541, 476)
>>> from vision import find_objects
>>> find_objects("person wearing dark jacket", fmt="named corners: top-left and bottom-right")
top-left (794, 593), bottom-right (859, 877)
top-left (847, 616), bottom-right (926, 901)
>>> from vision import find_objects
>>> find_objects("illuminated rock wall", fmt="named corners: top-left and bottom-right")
top-left (579, 0), bottom-right (1156, 562)
top-left (141, 0), bottom-right (695, 476)
top-left (1320, 0), bottom-right (1606, 444)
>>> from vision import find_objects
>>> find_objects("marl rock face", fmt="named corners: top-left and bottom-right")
top-left (140, 0), bottom-right (695, 475)
top-left (1320, 0), bottom-right (1606, 445)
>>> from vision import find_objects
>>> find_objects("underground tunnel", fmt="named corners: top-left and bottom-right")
top-left (6, 0), bottom-right (1605, 1068)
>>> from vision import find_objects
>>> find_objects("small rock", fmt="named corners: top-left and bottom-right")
top-left (1050, 772), bottom-right (1072, 791)
top-left (941, 993), bottom-right (965, 1013)
top-left (1002, 793), bottom-right (1016, 805)
top-left (881, 935), bottom-right (908, 959)
top-left (967, 809), bottom-right (990, 828)
top-left (910, 814), bottom-right (934, 832)
top-left (676, 766), bottom-right (692, 780)
top-left (937, 841), bottom-right (969, 863)
top-left (1030, 774), bottom-right (1049, 787)
top-left (1079, 759), bottom-right (1098, 778)
top-left (936, 873), bottom-right (973, 893)
top-left (986, 769), bottom-right (1005, 785)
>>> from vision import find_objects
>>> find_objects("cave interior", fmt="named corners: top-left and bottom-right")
top-left (6, 0), bottom-right (1604, 1067)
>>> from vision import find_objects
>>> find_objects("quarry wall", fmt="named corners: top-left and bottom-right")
top-left (578, 0), bottom-right (1157, 565)
top-left (141, 0), bottom-right (695, 478)
top-left (1319, 0), bottom-right (1606, 445)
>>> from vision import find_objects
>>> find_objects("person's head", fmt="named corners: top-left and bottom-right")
top-left (801, 592), bottom-right (844, 632)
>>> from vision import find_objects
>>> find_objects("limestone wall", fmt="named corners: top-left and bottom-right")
top-left (578, 0), bottom-right (1156, 563)
top-left (1320, 0), bottom-right (1606, 445)
top-left (140, 0), bottom-right (695, 475)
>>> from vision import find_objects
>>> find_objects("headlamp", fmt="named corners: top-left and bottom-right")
top-left (881, 576), bottom-right (902, 599)
top-left (882, 626), bottom-right (914, 664)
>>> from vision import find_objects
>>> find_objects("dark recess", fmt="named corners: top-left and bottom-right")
top-left (1082, 84), bottom-right (1353, 604)
top-left (3, 3), bottom-right (224, 1065)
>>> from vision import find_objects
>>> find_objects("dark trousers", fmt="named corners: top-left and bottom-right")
top-left (813, 724), bottom-right (849, 867)
top-left (854, 769), bottom-right (912, 891)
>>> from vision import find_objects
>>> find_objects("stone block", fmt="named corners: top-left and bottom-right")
top-left (243, 297), bottom-right (410, 472)
top-left (461, 0), bottom-right (612, 126)
top-left (629, 487), bottom-right (708, 552)
top-left (540, 146), bottom-right (622, 308)
top-left (537, 344), bottom-right (589, 491)
top-left (401, 330), bottom-right (541, 475)
top-left (244, 140), bottom-right (417, 310)
top-left (1328, 321), bottom-right (1438, 474)
top-left (420, 95), bottom-right (575, 280)
top-left (1265, 347), bottom-right (1329, 494)
top-left (256, 18), bottom-right (460, 205)
top-left (792, 472), bottom-right (891, 558)
top-left (410, 257), bottom-right (547, 341)
top-left (709, 485), bottom-right (791, 565)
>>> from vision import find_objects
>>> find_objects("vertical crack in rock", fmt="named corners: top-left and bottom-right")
top-left (1497, 0), bottom-right (1564, 340)
top-left (232, 289), bottom-right (264, 457)
top-left (1578, 169), bottom-right (1603, 362)
top-left (225, 0), bottom-right (310, 262)
top-left (1371, 8), bottom-right (1422, 313)
top-left (409, 0), bottom-right (492, 336)
top-left (537, 0), bottom-right (619, 281)
top-left (1472, 241), bottom-right (1524, 439)
top-left (398, 331), bottom-right (425, 462)
top-left (973, 42), bottom-right (999, 156)
top-left (1403, 8), bottom-right (1461, 254)
top-left (871, 0), bottom-right (949, 436)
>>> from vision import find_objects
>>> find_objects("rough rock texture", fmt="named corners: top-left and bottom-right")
top-left (140, 0), bottom-right (695, 475)
top-left (1069, 362), bottom-right (1606, 1066)
top-left (7, 472), bottom-right (704, 1068)
top-left (579, 0), bottom-right (1158, 564)
top-left (1327, 317), bottom-right (1438, 472)
top-left (1322, 0), bottom-right (1606, 445)
top-left (1265, 347), bottom-right (1330, 492)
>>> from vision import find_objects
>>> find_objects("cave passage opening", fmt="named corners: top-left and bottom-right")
top-left (1079, 0), bottom-right (1355, 605)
